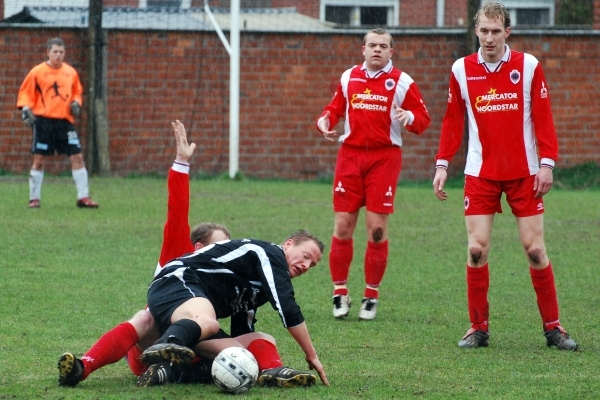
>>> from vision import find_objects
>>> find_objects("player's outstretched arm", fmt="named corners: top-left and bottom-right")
top-left (287, 323), bottom-right (329, 386)
top-left (306, 354), bottom-right (328, 387)
top-left (172, 119), bottom-right (196, 163)
top-left (156, 120), bottom-right (195, 270)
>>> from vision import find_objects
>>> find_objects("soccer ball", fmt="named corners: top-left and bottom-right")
top-left (211, 347), bottom-right (259, 394)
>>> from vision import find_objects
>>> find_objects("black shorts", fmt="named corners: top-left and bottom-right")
top-left (147, 267), bottom-right (211, 335)
top-left (31, 117), bottom-right (81, 156)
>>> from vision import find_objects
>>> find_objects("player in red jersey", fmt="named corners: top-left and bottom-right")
top-left (16, 38), bottom-right (98, 209)
top-left (316, 28), bottom-right (430, 321)
top-left (57, 120), bottom-right (323, 388)
top-left (433, 2), bottom-right (577, 350)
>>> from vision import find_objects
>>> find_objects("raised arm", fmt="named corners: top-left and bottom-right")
top-left (154, 120), bottom-right (197, 275)
top-left (173, 120), bottom-right (196, 164)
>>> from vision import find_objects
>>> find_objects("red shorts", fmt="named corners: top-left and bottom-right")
top-left (332, 145), bottom-right (402, 214)
top-left (464, 175), bottom-right (544, 217)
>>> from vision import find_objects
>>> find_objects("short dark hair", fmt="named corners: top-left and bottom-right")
top-left (283, 229), bottom-right (325, 254)
top-left (47, 37), bottom-right (65, 50)
top-left (363, 28), bottom-right (393, 48)
top-left (474, 2), bottom-right (511, 29)
top-left (190, 222), bottom-right (230, 246)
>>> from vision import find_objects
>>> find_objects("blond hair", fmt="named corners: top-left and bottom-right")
top-left (474, 2), bottom-right (511, 28)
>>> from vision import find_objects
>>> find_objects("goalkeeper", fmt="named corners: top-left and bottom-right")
top-left (16, 37), bottom-right (98, 209)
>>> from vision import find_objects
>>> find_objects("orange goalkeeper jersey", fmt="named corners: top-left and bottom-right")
top-left (17, 61), bottom-right (83, 123)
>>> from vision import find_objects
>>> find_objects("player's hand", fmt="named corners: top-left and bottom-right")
top-left (317, 111), bottom-right (338, 142)
top-left (433, 167), bottom-right (449, 201)
top-left (392, 102), bottom-right (412, 126)
top-left (172, 119), bottom-right (196, 163)
top-left (306, 355), bottom-right (329, 386)
top-left (70, 101), bottom-right (81, 116)
top-left (533, 166), bottom-right (553, 198)
top-left (21, 106), bottom-right (35, 126)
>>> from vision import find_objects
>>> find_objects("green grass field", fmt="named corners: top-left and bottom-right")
top-left (0, 175), bottom-right (598, 399)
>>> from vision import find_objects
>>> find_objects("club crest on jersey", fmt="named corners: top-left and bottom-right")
top-left (464, 196), bottom-right (470, 211)
top-left (385, 78), bottom-right (395, 91)
top-left (510, 70), bottom-right (520, 84)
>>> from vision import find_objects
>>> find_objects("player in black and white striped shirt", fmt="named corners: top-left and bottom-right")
top-left (143, 231), bottom-right (329, 386)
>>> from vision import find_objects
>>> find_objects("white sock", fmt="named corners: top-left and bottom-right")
top-left (72, 167), bottom-right (89, 199)
top-left (29, 169), bottom-right (44, 200)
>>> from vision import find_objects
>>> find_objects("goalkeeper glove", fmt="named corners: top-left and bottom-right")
top-left (21, 106), bottom-right (35, 126)
top-left (70, 101), bottom-right (81, 116)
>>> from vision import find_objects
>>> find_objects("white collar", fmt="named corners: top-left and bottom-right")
top-left (361, 59), bottom-right (393, 78)
top-left (477, 44), bottom-right (511, 65)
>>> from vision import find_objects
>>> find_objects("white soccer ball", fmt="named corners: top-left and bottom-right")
top-left (211, 347), bottom-right (259, 394)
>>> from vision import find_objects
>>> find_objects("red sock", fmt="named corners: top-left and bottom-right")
top-left (124, 344), bottom-right (147, 376)
top-left (530, 263), bottom-right (560, 331)
top-left (329, 236), bottom-right (353, 288)
top-left (246, 339), bottom-right (283, 372)
top-left (81, 322), bottom-right (139, 380)
top-left (363, 240), bottom-right (388, 299)
top-left (467, 264), bottom-right (489, 332)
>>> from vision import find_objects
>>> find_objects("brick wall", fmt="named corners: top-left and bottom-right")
top-left (445, 0), bottom-right (468, 27)
top-left (272, 0), bottom-right (320, 18)
top-left (399, 0), bottom-right (468, 27)
top-left (508, 34), bottom-right (600, 168)
top-left (197, 0), bottom-right (464, 27)
top-left (400, 0), bottom-right (437, 26)
top-left (104, 0), bottom-right (138, 6)
top-left (1, 27), bottom-right (598, 180)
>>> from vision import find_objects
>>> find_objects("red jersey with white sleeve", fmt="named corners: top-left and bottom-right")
top-left (318, 60), bottom-right (430, 148)
top-left (153, 162), bottom-right (193, 277)
top-left (436, 46), bottom-right (558, 181)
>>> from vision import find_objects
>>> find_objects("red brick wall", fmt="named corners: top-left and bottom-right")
top-left (509, 34), bottom-right (600, 167)
top-left (445, 0), bottom-right (467, 27)
top-left (188, 1), bottom-right (319, 20)
top-left (399, 0), bottom-right (468, 27)
top-left (1, 30), bottom-right (89, 175)
top-left (400, 0), bottom-right (437, 26)
top-left (104, 0), bottom-right (138, 6)
top-left (1, 28), bottom-right (598, 180)
top-left (195, 0), bottom-right (463, 27)
top-left (272, 0), bottom-right (319, 18)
